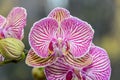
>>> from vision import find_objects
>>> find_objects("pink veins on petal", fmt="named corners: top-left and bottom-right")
top-left (0, 15), bottom-right (6, 38)
top-left (0, 15), bottom-right (6, 27)
top-left (81, 46), bottom-right (111, 80)
top-left (48, 7), bottom-right (70, 22)
top-left (45, 58), bottom-right (75, 80)
top-left (29, 7), bottom-right (94, 58)
top-left (27, 7), bottom-right (111, 80)
top-left (0, 7), bottom-right (27, 40)
top-left (45, 45), bottom-right (111, 80)
top-left (61, 17), bottom-right (94, 57)
top-left (29, 18), bottom-right (58, 58)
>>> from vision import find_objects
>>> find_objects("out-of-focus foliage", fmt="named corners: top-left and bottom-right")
top-left (0, 0), bottom-right (120, 80)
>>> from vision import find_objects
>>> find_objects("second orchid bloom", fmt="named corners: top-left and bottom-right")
top-left (26, 7), bottom-right (111, 80)
top-left (0, 7), bottom-right (27, 61)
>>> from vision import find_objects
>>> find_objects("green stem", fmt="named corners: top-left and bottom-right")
top-left (24, 49), bottom-right (29, 56)
top-left (0, 59), bottom-right (14, 66)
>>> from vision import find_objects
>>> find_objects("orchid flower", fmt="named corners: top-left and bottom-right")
top-left (0, 7), bottom-right (27, 40)
top-left (0, 7), bottom-right (26, 61)
top-left (26, 7), bottom-right (94, 68)
top-left (45, 45), bottom-right (111, 80)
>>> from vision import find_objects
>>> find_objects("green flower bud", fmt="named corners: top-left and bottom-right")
top-left (32, 68), bottom-right (46, 80)
top-left (0, 38), bottom-right (25, 59)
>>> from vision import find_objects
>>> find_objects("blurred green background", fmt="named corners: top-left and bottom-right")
top-left (0, 0), bottom-right (120, 80)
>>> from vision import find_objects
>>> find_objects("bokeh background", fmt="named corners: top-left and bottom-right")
top-left (0, 0), bottom-right (120, 80)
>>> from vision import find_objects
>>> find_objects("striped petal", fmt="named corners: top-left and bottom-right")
top-left (61, 17), bottom-right (94, 58)
top-left (63, 52), bottom-right (92, 68)
top-left (0, 15), bottom-right (6, 39)
top-left (81, 46), bottom-right (111, 80)
top-left (25, 49), bottom-right (57, 67)
top-left (0, 15), bottom-right (6, 27)
top-left (45, 58), bottom-right (74, 80)
top-left (3, 7), bottom-right (27, 40)
top-left (29, 18), bottom-right (58, 58)
top-left (48, 7), bottom-right (71, 38)
top-left (48, 7), bottom-right (70, 23)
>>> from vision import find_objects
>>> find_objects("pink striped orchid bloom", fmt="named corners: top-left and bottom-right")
top-left (0, 7), bottom-right (27, 40)
top-left (0, 7), bottom-right (26, 61)
top-left (26, 7), bottom-right (111, 80)
top-left (45, 45), bottom-right (111, 80)
top-left (26, 7), bottom-right (94, 68)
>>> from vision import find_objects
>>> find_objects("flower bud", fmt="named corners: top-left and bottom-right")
top-left (32, 68), bottom-right (46, 80)
top-left (0, 38), bottom-right (25, 59)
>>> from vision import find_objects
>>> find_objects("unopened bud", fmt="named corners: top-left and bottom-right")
top-left (32, 68), bottom-right (46, 80)
top-left (0, 38), bottom-right (25, 59)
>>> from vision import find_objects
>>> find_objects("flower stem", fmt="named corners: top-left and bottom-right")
top-left (0, 59), bottom-right (14, 66)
